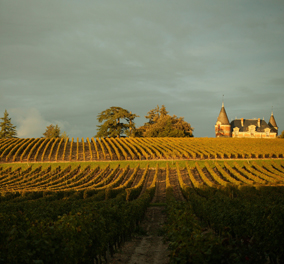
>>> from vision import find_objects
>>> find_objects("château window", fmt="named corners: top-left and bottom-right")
top-left (250, 127), bottom-right (255, 136)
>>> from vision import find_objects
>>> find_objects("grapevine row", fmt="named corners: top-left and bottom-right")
top-left (1, 137), bottom-right (284, 162)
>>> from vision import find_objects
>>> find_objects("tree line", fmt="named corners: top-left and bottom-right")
top-left (1, 106), bottom-right (283, 139)
top-left (96, 105), bottom-right (193, 138)
top-left (0, 106), bottom-right (194, 139)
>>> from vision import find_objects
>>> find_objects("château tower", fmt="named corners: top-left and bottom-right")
top-left (268, 111), bottom-right (278, 136)
top-left (215, 102), bottom-right (231, 137)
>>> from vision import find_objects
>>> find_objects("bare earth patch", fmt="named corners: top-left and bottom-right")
top-left (109, 206), bottom-right (170, 264)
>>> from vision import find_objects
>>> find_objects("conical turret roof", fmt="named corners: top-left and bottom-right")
top-left (217, 103), bottom-right (230, 125)
top-left (268, 112), bottom-right (277, 128)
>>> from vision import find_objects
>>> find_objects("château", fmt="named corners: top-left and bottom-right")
top-left (215, 103), bottom-right (278, 138)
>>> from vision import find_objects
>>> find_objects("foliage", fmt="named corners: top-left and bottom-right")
top-left (61, 131), bottom-right (69, 140)
top-left (279, 130), bottom-right (284, 138)
top-left (166, 186), bottom-right (284, 263)
top-left (1, 160), bottom-right (284, 262)
top-left (0, 188), bottom-right (154, 263)
top-left (136, 105), bottom-right (193, 137)
top-left (0, 110), bottom-right (17, 139)
top-left (96, 106), bottom-right (139, 138)
top-left (43, 124), bottom-right (61, 138)
top-left (166, 200), bottom-right (240, 264)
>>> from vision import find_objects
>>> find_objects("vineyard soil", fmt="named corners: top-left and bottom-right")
top-left (110, 206), bottom-right (169, 264)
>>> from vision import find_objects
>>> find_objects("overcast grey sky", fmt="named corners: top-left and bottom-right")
top-left (1, 0), bottom-right (283, 138)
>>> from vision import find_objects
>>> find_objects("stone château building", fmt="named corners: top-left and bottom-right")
top-left (215, 103), bottom-right (278, 138)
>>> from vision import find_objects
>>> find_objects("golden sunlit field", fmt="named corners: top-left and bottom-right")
top-left (1, 137), bottom-right (284, 263)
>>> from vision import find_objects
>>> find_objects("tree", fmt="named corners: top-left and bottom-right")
top-left (135, 105), bottom-right (193, 137)
top-left (144, 105), bottom-right (169, 123)
top-left (96, 107), bottom-right (139, 138)
top-left (279, 130), bottom-right (284, 138)
top-left (61, 131), bottom-right (69, 140)
top-left (0, 110), bottom-right (17, 138)
top-left (43, 124), bottom-right (61, 138)
top-left (145, 105), bottom-right (160, 124)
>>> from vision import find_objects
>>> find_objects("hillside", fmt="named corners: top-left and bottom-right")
top-left (0, 137), bottom-right (283, 162)
top-left (1, 138), bottom-right (284, 263)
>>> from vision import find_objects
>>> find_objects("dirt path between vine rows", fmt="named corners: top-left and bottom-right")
top-left (109, 169), bottom-right (170, 264)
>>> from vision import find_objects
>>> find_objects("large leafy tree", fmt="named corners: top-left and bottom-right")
top-left (0, 110), bottom-right (17, 138)
top-left (136, 105), bottom-right (193, 137)
top-left (279, 130), bottom-right (284, 138)
top-left (43, 124), bottom-right (61, 138)
top-left (96, 107), bottom-right (139, 138)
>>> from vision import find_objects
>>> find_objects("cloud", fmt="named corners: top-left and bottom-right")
top-left (10, 108), bottom-right (48, 138)
top-left (1, 1), bottom-right (283, 138)
top-left (10, 108), bottom-right (68, 138)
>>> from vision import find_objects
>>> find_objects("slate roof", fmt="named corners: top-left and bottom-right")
top-left (231, 119), bottom-right (277, 133)
top-left (268, 113), bottom-right (277, 128)
top-left (217, 104), bottom-right (230, 125)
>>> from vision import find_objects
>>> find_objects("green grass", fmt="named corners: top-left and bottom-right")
top-left (0, 158), bottom-right (283, 171)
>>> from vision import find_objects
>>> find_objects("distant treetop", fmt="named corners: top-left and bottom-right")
top-left (96, 106), bottom-right (139, 138)
top-left (43, 124), bottom-right (61, 138)
top-left (0, 110), bottom-right (17, 139)
top-left (135, 105), bottom-right (194, 137)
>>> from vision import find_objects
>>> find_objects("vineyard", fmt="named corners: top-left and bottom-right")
top-left (0, 137), bottom-right (284, 162)
top-left (1, 138), bottom-right (284, 263)
top-left (1, 160), bottom-right (284, 194)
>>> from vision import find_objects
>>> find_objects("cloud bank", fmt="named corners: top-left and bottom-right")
top-left (1, 0), bottom-right (283, 137)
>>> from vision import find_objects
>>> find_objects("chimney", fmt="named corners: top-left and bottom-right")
top-left (241, 118), bottom-right (244, 127)
top-left (258, 118), bottom-right (260, 127)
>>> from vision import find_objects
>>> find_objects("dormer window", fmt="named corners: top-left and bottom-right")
top-left (265, 128), bottom-right (270, 137)
top-left (249, 125), bottom-right (255, 137)
top-left (233, 127), bottom-right (239, 137)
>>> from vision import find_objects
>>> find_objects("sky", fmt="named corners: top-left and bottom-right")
top-left (1, 0), bottom-right (284, 138)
